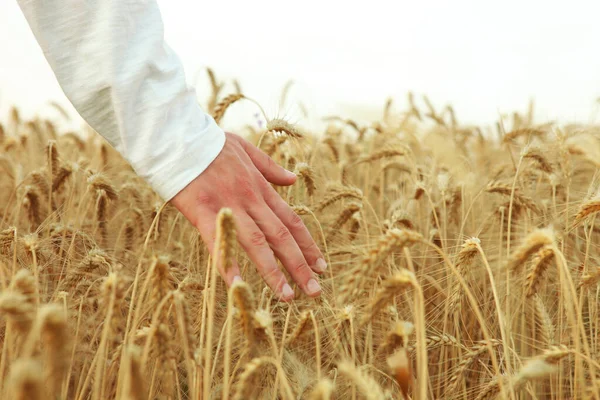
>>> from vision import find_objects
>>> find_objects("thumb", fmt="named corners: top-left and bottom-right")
top-left (240, 136), bottom-right (297, 186)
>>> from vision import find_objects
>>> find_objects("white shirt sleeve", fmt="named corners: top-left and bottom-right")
top-left (16, 0), bottom-right (226, 201)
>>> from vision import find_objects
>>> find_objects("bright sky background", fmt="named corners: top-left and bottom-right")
top-left (1, 0), bottom-right (599, 129)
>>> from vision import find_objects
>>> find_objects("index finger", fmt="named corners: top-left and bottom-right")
top-left (264, 188), bottom-right (327, 274)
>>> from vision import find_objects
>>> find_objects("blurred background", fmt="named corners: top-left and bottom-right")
top-left (1, 0), bottom-right (599, 130)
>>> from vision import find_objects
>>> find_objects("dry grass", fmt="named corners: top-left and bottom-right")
top-left (1, 86), bottom-right (600, 400)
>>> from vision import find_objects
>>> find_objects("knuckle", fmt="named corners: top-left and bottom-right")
top-left (289, 260), bottom-right (309, 275)
top-left (249, 230), bottom-right (267, 247)
top-left (255, 175), bottom-right (270, 192)
top-left (274, 225), bottom-right (292, 244)
top-left (305, 240), bottom-right (320, 255)
top-left (263, 266), bottom-right (282, 281)
top-left (195, 193), bottom-right (213, 207)
top-left (263, 185), bottom-right (280, 202)
top-left (238, 137), bottom-right (254, 156)
top-left (236, 177), bottom-right (258, 201)
top-left (289, 211), bottom-right (305, 230)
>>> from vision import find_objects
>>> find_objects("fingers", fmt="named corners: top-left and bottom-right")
top-left (264, 186), bottom-right (327, 274)
top-left (237, 135), bottom-right (297, 186)
top-left (194, 211), bottom-right (242, 286)
top-left (235, 212), bottom-right (295, 301)
top-left (248, 205), bottom-right (322, 297)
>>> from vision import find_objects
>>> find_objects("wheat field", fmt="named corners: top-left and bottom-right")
top-left (1, 73), bottom-right (600, 400)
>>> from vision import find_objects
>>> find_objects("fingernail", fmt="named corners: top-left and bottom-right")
top-left (282, 283), bottom-right (294, 299)
top-left (285, 170), bottom-right (296, 179)
top-left (314, 258), bottom-right (327, 273)
top-left (306, 278), bottom-right (321, 296)
top-left (232, 275), bottom-right (243, 285)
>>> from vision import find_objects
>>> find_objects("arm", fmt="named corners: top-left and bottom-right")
top-left (18, 0), bottom-right (326, 300)
top-left (17, 0), bottom-right (225, 201)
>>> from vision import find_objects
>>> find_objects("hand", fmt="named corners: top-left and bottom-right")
top-left (170, 132), bottom-right (326, 301)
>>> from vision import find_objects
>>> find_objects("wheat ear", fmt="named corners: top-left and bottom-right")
top-left (337, 360), bottom-right (385, 400)
top-left (507, 228), bottom-right (554, 272)
top-left (212, 93), bottom-right (245, 124)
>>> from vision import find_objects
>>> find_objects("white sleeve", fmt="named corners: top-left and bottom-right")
top-left (16, 0), bottom-right (226, 201)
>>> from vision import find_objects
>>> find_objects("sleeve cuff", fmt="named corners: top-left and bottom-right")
top-left (138, 118), bottom-right (226, 201)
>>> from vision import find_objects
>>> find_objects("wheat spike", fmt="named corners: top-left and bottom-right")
top-left (291, 204), bottom-right (312, 215)
top-left (328, 202), bottom-right (361, 240)
top-left (87, 173), bottom-right (118, 201)
top-left (38, 304), bottom-right (71, 394)
top-left (123, 346), bottom-right (147, 400)
top-left (316, 186), bottom-right (363, 211)
top-left (389, 209), bottom-right (415, 230)
top-left (361, 270), bottom-right (415, 324)
top-left (212, 93), bottom-right (245, 124)
top-left (0, 292), bottom-right (35, 335)
top-left (7, 358), bottom-right (43, 400)
top-left (233, 357), bottom-right (274, 400)
top-left (355, 147), bottom-right (408, 165)
top-left (21, 185), bottom-right (43, 227)
top-left (522, 146), bottom-right (553, 173)
top-left (486, 182), bottom-right (540, 214)
top-left (448, 237), bottom-right (480, 313)
top-left (572, 196), bottom-right (600, 228)
top-left (231, 280), bottom-right (256, 342)
top-left (308, 378), bottom-right (334, 400)
top-left (173, 291), bottom-right (196, 360)
top-left (532, 295), bottom-right (555, 346)
top-left (503, 128), bottom-right (546, 143)
top-left (339, 229), bottom-right (422, 304)
top-left (508, 228), bottom-right (555, 272)
top-left (524, 247), bottom-right (555, 297)
top-left (579, 266), bottom-right (600, 288)
top-left (286, 310), bottom-right (313, 345)
top-left (52, 165), bottom-right (72, 192)
top-left (295, 162), bottom-right (317, 197)
top-left (337, 360), bottom-right (385, 400)
top-left (322, 137), bottom-right (339, 162)
top-left (266, 119), bottom-right (303, 138)
top-left (387, 348), bottom-right (412, 399)
top-left (540, 345), bottom-right (570, 364)
top-left (348, 212), bottom-right (361, 241)
top-left (377, 321), bottom-right (414, 357)
top-left (214, 208), bottom-right (237, 273)
top-left (447, 340), bottom-right (501, 394)
top-left (100, 272), bottom-right (128, 347)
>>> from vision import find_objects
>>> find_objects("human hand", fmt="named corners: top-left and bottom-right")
top-left (170, 132), bottom-right (326, 301)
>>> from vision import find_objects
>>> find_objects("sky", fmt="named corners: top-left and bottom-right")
top-left (1, 0), bottom-right (599, 129)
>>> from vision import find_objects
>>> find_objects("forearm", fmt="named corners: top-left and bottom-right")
top-left (17, 0), bottom-right (225, 200)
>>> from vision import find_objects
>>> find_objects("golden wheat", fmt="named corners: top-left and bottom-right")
top-left (1, 85), bottom-right (599, 400)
